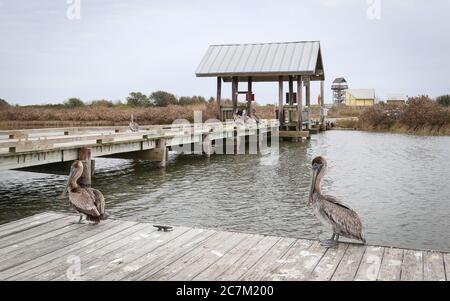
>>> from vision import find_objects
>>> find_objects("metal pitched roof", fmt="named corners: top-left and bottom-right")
top-left (387, 94), bottom-right (407, 101)
top-left (196, 41), bottom-right (323, 80)
top-left (347, 89), bottom-right (376, 99)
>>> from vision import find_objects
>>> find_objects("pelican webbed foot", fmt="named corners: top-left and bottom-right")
top-left (71, 214), bottom-right (85, 224)
top-left (320, 234), bottom-right (339, 248)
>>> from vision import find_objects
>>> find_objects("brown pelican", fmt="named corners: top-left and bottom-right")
top-left (309, 156), bottom-right (366, 247)
top-left (129, 114), bottom-right (139, 132)
top-left (62, 161), bottom-right (109, 224)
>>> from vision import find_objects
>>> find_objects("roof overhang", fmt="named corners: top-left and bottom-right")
top-left (196, 41), bottom-right (325, 82)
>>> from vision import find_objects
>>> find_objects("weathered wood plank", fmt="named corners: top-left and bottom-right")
top-left (0, 212), bottom-right (65, 238)
top-left (331, 245), bottom-right (366, 281)
top-left (216, 236), bottom-right (280, 281)
top-left (377, 248), bottom-right (403, 281)
top-left (120, 228), bottom-right (217, 281)
top-left (5, 221), bottom-right (141, 280)
top-left (69, 225), bottom-right (192, 281)
top-left (401, 250), bottom-right (423, 281)
top-left (0, 212), bottom-right (55, 230)
top-left (162, 232), bottom-right (246, 281)
top-left (0, 213), bottom-right (448, 281)
top-left (354, 246), bottom-right (384, 281)
top-left (272, 240), bottom-right (329, 281)
top-left (309, 243), bottom-right (348, 281)
top-left (0, 216), bottom-right (77, 248)
top-left (145, 231), bottom-right (239, 281)
top-left (0, 217), bottom-right (86, 258)
top-left (0, 220), bottom-right (120, 274)
top-left (444, 253), bottom-right (450, 281)
top-left (193, 234), bottom-right (264, 281)
top-left (240, 237), bottom-right (297, 281)
top-left (424, 251), bottom-right (446, 281)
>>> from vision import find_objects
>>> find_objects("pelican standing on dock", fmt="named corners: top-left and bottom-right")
top-left (62, 161), bottom-right (109, 224)
top-left (129, 114), bottom-right (139, 132)
top-left (308, 156), bottom-right (366, 247)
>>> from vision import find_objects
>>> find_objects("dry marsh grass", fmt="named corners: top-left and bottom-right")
top-left (0, 103), bottom-right (276, 130)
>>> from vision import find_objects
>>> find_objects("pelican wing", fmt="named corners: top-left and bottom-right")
top-left (89, 188), bottom-right (106, 215)
top-left (323, 195), bottom-right (353, 211)
top-left (320, 195), bottom-right (364, 240)
top-left (69, 189), bottom-right (100, 218)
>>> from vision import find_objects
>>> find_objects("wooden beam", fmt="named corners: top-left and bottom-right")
top-left (279, 131), bottom-right (310, 138)
top-left (304, 76), bottom-right (311, 129)
top-left (232, 77), bottom-right (238, 113)
top-left (278, 76), bottom-right (284, 126)
top-left (217, 77), bottom-right (222, 120)
top-left (78, 148), bottom-right (91, 188)
top-left (288, 76), bottom-right (294, 106)
top-left (247, 77), bottom-right (252, 117)
top-left (320, 80), bottom-right (325, 124)
top-left (297, 75), bottom-right (303, 131)
top-left (288, 76), bottom-right (294, 124)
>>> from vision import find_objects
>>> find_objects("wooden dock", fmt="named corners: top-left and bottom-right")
top-left (0, 212), bottom-right (448, 281)
top-left (0, 121), bottom-right (278, 171)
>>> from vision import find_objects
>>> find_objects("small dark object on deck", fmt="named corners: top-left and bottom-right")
top-left (153, 225), bottom-right (173, 232)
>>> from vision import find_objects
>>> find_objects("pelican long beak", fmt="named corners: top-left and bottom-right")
top-left (308, 165), bottom-right (320, 207)
top-left (60, 167), bottom-right (75, 198)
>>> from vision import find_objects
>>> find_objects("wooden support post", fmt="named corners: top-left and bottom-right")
top-left (289, 75), bottom-right (294, 124)
top-left (278, 76), bottom-right (284, 127)
top-left (78, 148), bottom-right (91, 188)
top-left (91, 160), bottom-right (96, 177)
top-left (232, 76), bottom-right (238, 114)
top-left (203, 133), bottom-right (212, 157)
top-left (217, 77), bottom-right (222, 121)
top-left (247, 77), bottom-right (252, 117)
top-left (305, 76), bottom-right (311, 130)
top-left (297, 75), bottom-right (303, 131)
top-left (150, 139), bottom-right (167, 168)
top-left (320, 80), bottom-right (325, 125)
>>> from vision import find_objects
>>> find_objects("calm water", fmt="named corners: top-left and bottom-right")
top-left (1, 130), bottom-right (449, 252)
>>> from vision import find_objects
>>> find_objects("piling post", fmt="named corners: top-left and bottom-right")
top-left (203, 133), bottom-right (213, 158)
top-left (78, 148), bottom-right (91, 188)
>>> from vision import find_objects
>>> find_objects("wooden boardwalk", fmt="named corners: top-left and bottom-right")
top-left (0, 212), bottom-right (448, 281)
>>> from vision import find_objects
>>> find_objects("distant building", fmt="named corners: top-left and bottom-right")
top-left (331, 78), bottom-right (348, 105)
top-left (345, 89), bottom-right (375, 106)
top-left (386, 94), bottom-right (407, 106)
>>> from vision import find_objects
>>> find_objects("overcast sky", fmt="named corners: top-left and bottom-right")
top-left (1, 0), bottom-right (449, 105)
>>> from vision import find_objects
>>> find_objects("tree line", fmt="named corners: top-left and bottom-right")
top-left (1, 93), bottom-right (450, 109)
top-left (0, 91), bottom-right (215, 109)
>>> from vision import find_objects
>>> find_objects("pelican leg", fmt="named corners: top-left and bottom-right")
top-left (320, 233), bottom-right (338, 248)
top-left (72, 214), bottom-right (85, 224)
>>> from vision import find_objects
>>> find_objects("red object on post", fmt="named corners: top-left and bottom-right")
top-left (246, 93), bottom-right (255, 101)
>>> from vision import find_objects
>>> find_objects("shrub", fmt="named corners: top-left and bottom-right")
top-left (64, 98), bottom-right (84, 108)
top-left (436, 95), bottom-right (450, 107)
top-left (150, 91), bottom-right (178, 107)
top-left (400, 95), bottom-right (448, 129)
top-left (359, 105), bottom-right (395, 129)
top-left (126, 92), bottom-right (151, 107)
top-left (0, 98), bottom-right (9, 107)
top-left (90, 99), bottom-right (115, 107)
top-left (178, 96), bottom-right (207, 106)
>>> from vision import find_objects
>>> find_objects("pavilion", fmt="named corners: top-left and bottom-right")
top-left (196, 41), bottom-right (326, 133)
